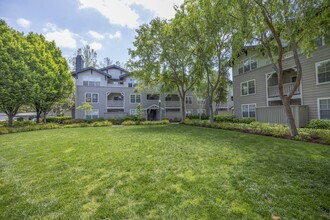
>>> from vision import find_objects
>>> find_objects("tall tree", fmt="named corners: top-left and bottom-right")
top-left (238, 0), bottom-right (329, 136)
top-left (129, 16), bottom-right (203, 122)
top-left (26, 33), bottom-right (74, 123)
top-left (183, 0), bottom-right (237, 123)
top-left (0, 20), bottom-right (31, 127)
top-left (99, 57), bottom-right (113, 67)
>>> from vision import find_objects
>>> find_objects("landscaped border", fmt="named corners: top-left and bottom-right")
top-left (183, 119), bottom-right (330, 145)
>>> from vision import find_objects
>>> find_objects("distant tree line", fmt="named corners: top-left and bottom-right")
top-left (0, 20), bottom-right (74, 127)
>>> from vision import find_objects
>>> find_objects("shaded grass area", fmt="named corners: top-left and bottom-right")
top-left (0, 125), bottom-right (329, 219)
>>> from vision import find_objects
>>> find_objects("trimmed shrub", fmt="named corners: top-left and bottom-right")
top-left (214, 114), bottom-right (235, 123)
top-left (62, 119), bottom-right (86, 124)
top-left (91, 121), bottom-right (112, 127)
top-left (306, 119), bottom-right (330, 130)
top-left (233, 118), bottom-right (256, 124)
top-left (46, 116), bottom-right (72, 124)
top-left (122, 120), bottom-right (137, 126)
top-left (187, 114), bottom-right (210, 120)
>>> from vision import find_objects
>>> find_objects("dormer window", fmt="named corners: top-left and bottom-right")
top-left (238, 57), bottom-right (257, 74)
top-left (83, 76), bottom-right (101, 86)
top-left (128, 78), bottom-right (138, 88)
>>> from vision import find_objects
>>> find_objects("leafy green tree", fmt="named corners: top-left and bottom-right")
top-left (129, 16), bottom-right (203, 122)
top-left (237, 0), bottom-right (329, 136)
top-left (76, 102), bottom-right (93, 119)
top-left (26, 33), bottom-right (74, 123)
top-left (135, 103), bottom-right (143, 121)
top-left (0, 20), bottom-right (31, 127)
top-left (182, 0), bottom-right (238, 124)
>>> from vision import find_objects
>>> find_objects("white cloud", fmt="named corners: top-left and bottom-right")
top-left (87, 30), bottom-right (105, 40)
top-left (78, 0), bottom-right (183, 29)
top-left (43, 23), bottom-right (77, 49)
top-left (79, 0), bottom-right (139, 28)
top-left (17, 18), bottom-right (31, 29)
top-left (109, 31), bottom-right (121, 39)
top-left (130, 0), bottom-right (184, 19)
top-left (90, 42), bottom-right (103, 50)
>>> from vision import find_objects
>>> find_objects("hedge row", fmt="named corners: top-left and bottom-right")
top-left (0, 121), bottom-right (112, 135)
top-left (184, 119), bottom-right (330, 145)
top-left (122, 120), bottom-right (170, 126)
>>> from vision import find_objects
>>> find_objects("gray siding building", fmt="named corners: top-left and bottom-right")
top-left (232, 43), bottom-right (330, 127)
top-left (72, 55), bottom-right (208, 120)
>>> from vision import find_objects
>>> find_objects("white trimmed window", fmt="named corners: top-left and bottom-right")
top-left (186, 109), bottom-right (193, 116)
top-left (128, 78), bottom-right (138, 87)
top-left (130, 109), bottom-right (137, 116)
top-left (186, 96), bottom-right (193, 105)
top-left (316, 60), bottom-right (330, 84)
top-left (85, 109), bottom-right (99, 120)
top-left (238, 57), bottom-right (257, 74)
top-left (85, 93), bottom-right (98, 103)
top-left (242, 104), bottom-right (256, 118)
top-left (318, 98), bottom-right (330, 120)
top-left (83, 76), bottom-right (101, 86)
top-left (241, 80), bottom-right (256, 96)
top-left (130, 94), bottom-right (141, 103)
top-left (197, 109), bottom-right (206, 114)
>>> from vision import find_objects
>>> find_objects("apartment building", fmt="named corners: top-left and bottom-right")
top-left (72, 55), bottom-right (209, 120)
top-left (232, 41), bottom-right (330, 127)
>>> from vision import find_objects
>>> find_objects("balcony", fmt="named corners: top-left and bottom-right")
top-left (268, 82), bottom-right (301, 98)
top-left (107, 100), bottom-right (124, 108)
top-left (165, 101), bottom-right (181, 108)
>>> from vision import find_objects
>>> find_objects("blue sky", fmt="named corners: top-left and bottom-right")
top-left (0, 0), bottom-right (183, 65)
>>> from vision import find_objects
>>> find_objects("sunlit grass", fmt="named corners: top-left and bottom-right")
top-left (0, 125), bottom-right (329, 219)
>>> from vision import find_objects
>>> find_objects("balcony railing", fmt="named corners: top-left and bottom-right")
top-left (107, 100), bottom-right (124, 107)
top-left (268, 82), bottom-right (300, 98)
top-left (165, 101), bottom-right (181, 107)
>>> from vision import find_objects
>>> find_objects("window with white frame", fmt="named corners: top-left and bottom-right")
top-left (82, 76), bottom-right (101, 86)
top-left (186, 96), bottom-right (193, 105)
top-left (85, 93), bottom-right (98, 103)
top-left (241, 80), bottom-right (255, 96)
top-left (85, 109), bottom-right (99, 120)
top-left (186, 109), bottom-right (193, 116)
top-left (128, 78), bottom-right (138, 87)
top-left (241, 104), bottom-right (256, 118)
top-left (197, 109), bottom-right (206, 114)
top-left (318, 98), bottom-right (330, 119)
top-left (238, 57), bottom-right (257, 74)
top-left (130, 109), bottom-right (137, 115)
top-left (130, 94), bottom-right (141, 103)
top-left (316, 60), bottom-right (330, 84)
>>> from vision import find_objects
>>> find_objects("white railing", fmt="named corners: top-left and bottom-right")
top-left (107, 100), bottom-right (124, 107)
top-left (268, 82), bottom-right (300, 97)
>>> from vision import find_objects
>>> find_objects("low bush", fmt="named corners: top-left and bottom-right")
top-left (306, 119), bottom-right (330, 130)
top-left (187, 114), bottom-right (210, 120)
top-left (90, 121), bottom-right (112, 127)
top-left (214, 114), bottom-right (235, 123)
top-left (233, 117), bottom-right (256, 124)
top-left (121, 120), bottom-right (137, 126)
top-left (122, 120), bottom-right (170, 126)
top-left (63, 119), bottom-right (86, 124)
top-left (46, 116), bottom-right (72, 124)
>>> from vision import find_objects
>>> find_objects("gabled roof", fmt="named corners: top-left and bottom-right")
top-left (72, 67), bottom-right (112, 78)
top-left (71, 64), bottom-right (132, 79)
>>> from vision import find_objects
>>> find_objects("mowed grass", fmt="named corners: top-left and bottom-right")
top-left (0, 125), bottom-right (329, 219)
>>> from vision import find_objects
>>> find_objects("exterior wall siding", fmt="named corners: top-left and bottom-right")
top-left (233, 45), bottom-right (330, 125)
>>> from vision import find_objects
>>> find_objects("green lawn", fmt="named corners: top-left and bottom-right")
top-left (0, 125), bottom-right (329, 219)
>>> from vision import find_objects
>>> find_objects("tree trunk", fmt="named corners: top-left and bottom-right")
top-left (283, 97), bottom-right (298, 136)
top-left (8, 114), bottom-right (13, 127)
top-left (180, 92), bottom-right (186, 123)
top-left (209, 94), bottom-right (214, 124)
top-left (43, 111), bottom-right (47, 124)
top-left (36, 111), bottom-right (42, 123)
